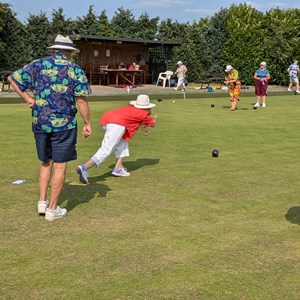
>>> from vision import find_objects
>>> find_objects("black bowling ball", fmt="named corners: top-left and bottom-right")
top-left (212, 149), bottom-right (219, 157)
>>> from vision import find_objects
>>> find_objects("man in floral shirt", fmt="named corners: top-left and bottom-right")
top-left (8, 35), bottom-right (92, 221)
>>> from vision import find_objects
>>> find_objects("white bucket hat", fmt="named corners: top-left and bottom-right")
top-left (225, 65), bottom-right (233, 72)
top-left (177, 61), bottom-right (183, 65)
top-left (48, 35), bottom-right (80, 53)
top-left (130, 94), bottom-right (156, 109)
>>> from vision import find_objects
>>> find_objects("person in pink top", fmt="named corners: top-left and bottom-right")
top-left (76, 94), bottom-right (157, 183)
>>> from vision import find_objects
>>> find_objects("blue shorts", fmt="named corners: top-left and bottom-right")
top-left (34, 128), bottom-right (77, 163)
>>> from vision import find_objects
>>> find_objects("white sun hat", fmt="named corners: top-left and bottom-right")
top-left (225, 65), bottom-right (233, 72)
top-left (48, 35), bottom-right (80, 53)
top-left (177, 61), bottom-right (183, 65)
top-left (130, 94), bottom-right (156, 109)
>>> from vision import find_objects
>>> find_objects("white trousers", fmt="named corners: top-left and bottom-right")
top-left (177, 76), bottom-right (185, 88)
top-left (91, 124), bottom-right (129, 167)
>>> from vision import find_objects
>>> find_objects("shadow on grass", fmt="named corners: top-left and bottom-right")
top-left (92, 158), bottom-right (160, 182)
top-left (285, 206), bottom-right (300, 225)
top-left (111, 158), bottom-right (160, 173)
top-left (61, 158), bottom-right (159, 211)
top-left (222, 105), bottom-right (249, 110)
top-left (61, 181), bottom-right (111, 212)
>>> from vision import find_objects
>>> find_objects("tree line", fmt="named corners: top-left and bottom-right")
top-left (1, 2), bottom-right (300, 85)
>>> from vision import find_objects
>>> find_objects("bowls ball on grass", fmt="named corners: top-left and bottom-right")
top-left (212, 149), bottom-right (219, 157)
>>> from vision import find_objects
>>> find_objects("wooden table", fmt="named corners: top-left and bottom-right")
top-left (103, 69), bottom-right (145, 86)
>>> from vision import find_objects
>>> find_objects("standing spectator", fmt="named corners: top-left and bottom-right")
top-left (8, 35), bottom-right (92, 221)
top-left (174, 61), bottom-right (188, 91)
top-left (76, 94), bottom-right (157, 184)
top-left (223, 65), bottom-right (241, 111)
top-left (253, 62), bottom-right (270, 108)
top-left (287, 60), bottom-right (300, 93)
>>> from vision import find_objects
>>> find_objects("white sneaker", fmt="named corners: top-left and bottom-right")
top-left (253, 103), bottom-right (260, 107)
top-left (45, 206), bottom-right (67, 221)
top-left (112, 167), bottom-right (130, 177)
top-left (296, 90), bottom-right (300, 94)
top-left (262, 103), bottom-right (266, 107)
top-left (288, 88), bottom-right (293, 92)
top-left (76, 165), bottom-right (88, 184)
top-left (173, 87), bottom-right (178, 91)
top-left (37, 200), bottom-right (48, 214)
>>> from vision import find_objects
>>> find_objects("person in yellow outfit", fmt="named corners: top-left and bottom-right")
top-left (223, 65), bottom-right (241, 111)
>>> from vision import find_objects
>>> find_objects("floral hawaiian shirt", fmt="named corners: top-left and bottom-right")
top-left (11, 52), bottom-right (92, 133)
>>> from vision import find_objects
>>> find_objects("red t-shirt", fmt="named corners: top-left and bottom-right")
top-left (100, 105), bottom-right (156, 140)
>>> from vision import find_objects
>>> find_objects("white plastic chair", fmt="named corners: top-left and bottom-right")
top-left (156, 71), bottom-right (174, 88)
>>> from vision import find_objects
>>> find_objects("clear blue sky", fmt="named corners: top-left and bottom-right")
top-left (7, 0), bottom-right (300, 24)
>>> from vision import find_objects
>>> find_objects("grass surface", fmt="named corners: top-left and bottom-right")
top-left (1, 94), bottom-right (300, 299)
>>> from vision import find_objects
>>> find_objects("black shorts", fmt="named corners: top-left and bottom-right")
top-left (34, 128), bottom-right (77, 163)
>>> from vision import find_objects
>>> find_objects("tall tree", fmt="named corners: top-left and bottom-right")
top-left (174, 21), bottom-right (206, 83)
top-left (73, 5), bottom-right (99, 35)
top-left (111, 6), bottom-right (136, 38)
top-left (264, 8), bottom-right (300, 84)
top-left (134, 13), bottom-right (159, 40)
top-left (223, 4), bottom-right (265, 84)
top-left (25, 12), bottom-right (52, 61)
top-left (50, 7), bottom-right (74, 36)
top-left (197, 8), bottom-right (229, 75)
top-left (98, 9), bottom-right (115, 36)
top-left (0, 3), bottom-right (27, 70)
top-left (158, 19), bottom-right (188, 41)
top-left (0, 3), bottom-right (7, 54)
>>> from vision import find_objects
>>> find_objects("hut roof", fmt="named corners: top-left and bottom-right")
top-left (71, 34), bottom-right (182, 47)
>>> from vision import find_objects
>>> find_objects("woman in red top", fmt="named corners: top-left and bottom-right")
top-left (76, 94), bottom-right (157, 183)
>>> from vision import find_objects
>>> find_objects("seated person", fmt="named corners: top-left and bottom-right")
top-left (128, 63), bottom-right (136, 70)
top-left (118, 63), bottom-right (126, 70)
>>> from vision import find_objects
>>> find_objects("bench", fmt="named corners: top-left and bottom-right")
top-left (207, 73), bottom-right (225, 87)
top-left (198, 74), bottom-right (249, 90)
top-left (198, 73), bottom-right (224, 89)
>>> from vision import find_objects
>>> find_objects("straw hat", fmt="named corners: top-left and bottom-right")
top-left (130, 94), bottom-right (156, 109)
top-left (48, 35), bottom-right (79, 53)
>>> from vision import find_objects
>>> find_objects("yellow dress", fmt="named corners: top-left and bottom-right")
top-left (225, 69), bottom-right (241, 102)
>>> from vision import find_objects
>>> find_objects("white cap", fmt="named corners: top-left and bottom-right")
top-left (177, 61), bottom-right (183, 65)
top-left (225, 65), bottom-right (233, 72)
top-left (260, 61), bottom-right (267, 66)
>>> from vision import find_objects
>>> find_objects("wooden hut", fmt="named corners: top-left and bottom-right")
top-left (71, 34), bottom-right (181, 85)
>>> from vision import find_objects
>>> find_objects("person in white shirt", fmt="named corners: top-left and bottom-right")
top-left (174, 61), bottom-right (188, 91)
top-left (287, 60), bottom-right (300, 93)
